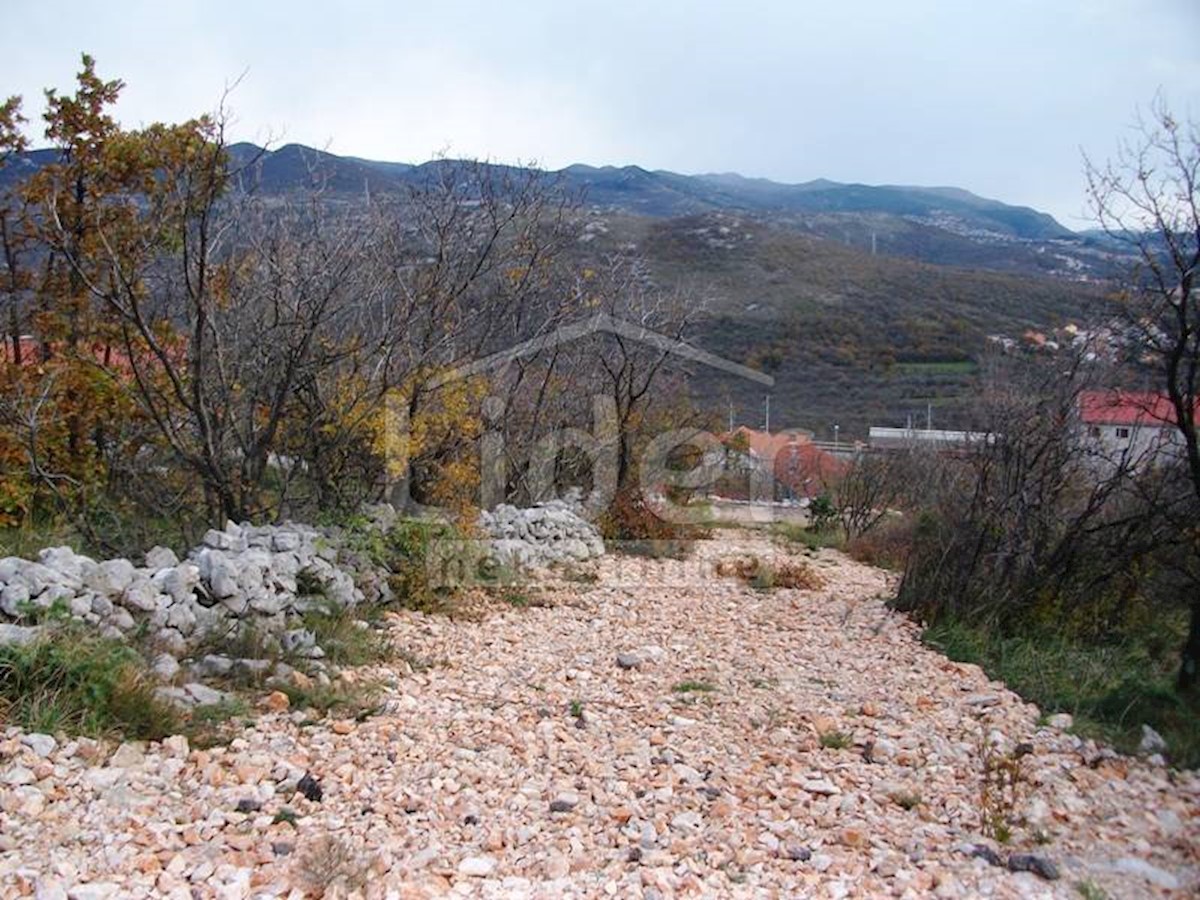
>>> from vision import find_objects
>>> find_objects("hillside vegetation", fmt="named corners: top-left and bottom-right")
top-left (581, 212), bottom-right (1106, 436)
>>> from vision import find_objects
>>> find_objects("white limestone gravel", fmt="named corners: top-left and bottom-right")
top-left (0, 533), bottom-right (1197, 898)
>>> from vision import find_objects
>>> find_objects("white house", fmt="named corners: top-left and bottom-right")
top-left (1078, 390), bottom-right (1185, 467)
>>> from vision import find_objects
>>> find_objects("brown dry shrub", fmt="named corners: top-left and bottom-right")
top-left (716, 555), bottom-right (824, 591)
top-left (844, 517), bottom-right (914, 571)
top-left (715, 556), bottom-right (760, 579)
top-left (598, 488), bottom-right (709, 558)
top-left (772, 560), bottom-right (825, 590)
top-left (293, 834), bottom-right (372, 896)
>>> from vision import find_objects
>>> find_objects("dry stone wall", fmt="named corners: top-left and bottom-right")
top-left (0, 505), bottom-right (605, 700)
top-left (479, 499), bottom-right (605, 569)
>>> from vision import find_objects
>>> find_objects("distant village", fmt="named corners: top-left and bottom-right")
top-left (715, 384), bottom-right (1185, 507)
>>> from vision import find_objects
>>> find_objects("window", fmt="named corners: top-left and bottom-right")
top-left (1088, 426), bottom-right (1100, 438)
top-left (1116, 427), bottom-right (1130, 439)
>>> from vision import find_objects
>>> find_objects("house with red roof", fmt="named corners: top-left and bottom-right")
top-left (1078, 390), bottom-right (1187, 466)
top-left (723, 425), bottom-right (846, 500)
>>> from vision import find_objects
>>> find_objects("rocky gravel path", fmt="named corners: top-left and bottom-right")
top-left (1, 535), bottom-right (1197, 898)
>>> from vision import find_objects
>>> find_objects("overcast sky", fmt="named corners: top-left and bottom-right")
top-left (4, 1), bottom-right (1198, 227)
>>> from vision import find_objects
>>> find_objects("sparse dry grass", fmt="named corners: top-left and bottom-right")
top-left (716, 555), bottom-right (825, 591)
top-left (293, 834), bottom-right (372, 895)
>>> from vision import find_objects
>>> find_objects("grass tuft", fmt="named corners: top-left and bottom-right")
top-left (818, 729), bottom-right (853, 749)
top-left (0, 624), bottom-right (181, 740)
top-left (281, 678), bottom-right (381, 719)
top-left (673, 680), bottom-right (716, 694)
top-left (771, 523), bottom-right (845, 552)
top-left (299, 601), bottom-right (392, 667)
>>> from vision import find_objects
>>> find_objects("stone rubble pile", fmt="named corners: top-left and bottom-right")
top-left (0, 521), bottom-right (371, 663)
top-left (480, 499), bottom-right (605, 569)
top-left (0, 505), bottom-right (606, 705)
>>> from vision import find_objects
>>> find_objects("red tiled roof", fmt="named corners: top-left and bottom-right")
top-left (1078, 390), bottom-right (1181, 427)
top-left (772, 441), bottom-right (846, 494)
top-left (727, 426), bottom-right (812, 461)
top-left (726, 426), bottom-right (846, 496)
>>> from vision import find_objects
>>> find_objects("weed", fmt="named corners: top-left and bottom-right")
top-left (980, 736), bottom-right (1028, 843)
top-left (771, 523), bottom-right (845, 552)
top-left (569, 699), bottom-right (584, 718)
top-left (673, 680), bottom-right (716, 694)
top-left (193, 621), bottom-right (280, 665)
top-left (819, 730), bottom-right (853, 750)
top-left (1074, 880), bottom-right (1108, 900)
top-left (282, 679), bottom-right (381, 719)
top-left (0, 624), bottom-right (182, 740)
top-left (293, 834), bottom-right (371, 895)
top-left (299, 601), bottom-right (391, 667)
top-left (273, 807), bottom-right (299, 826)
top-left (502, 590), bottom-right (530, 608)
top-left (184, 698), bottom-right (251, 748)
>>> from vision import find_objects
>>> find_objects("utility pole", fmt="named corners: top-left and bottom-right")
top-left (764, 395), bottom-right (771, 434)
top-left (728, 400), bottom-right (734, 434)
top-left (927, 402), bottom-right (932, 432)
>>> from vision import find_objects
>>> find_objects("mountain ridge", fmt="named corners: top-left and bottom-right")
top-left (1, 141), bottom-right (1114, 280)
top-left (215, 143), bottom-right (1108, 279)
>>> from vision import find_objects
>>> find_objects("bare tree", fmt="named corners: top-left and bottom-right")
top-left (894, 352), bottom-right (1178, 632)
top-left (834, 451), bottom-right (912, 539)
top-left (1086, 99), bottom-right (1200, 692)
top-left (584, 254), bottom-right (707, 491)
top-left (36, 108), bottom-right (371, 522)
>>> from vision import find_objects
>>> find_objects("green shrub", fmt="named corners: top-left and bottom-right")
top-left (0, 625), bottom-right (181, 739)
top-left (924, 619), bottom-right (1200, 768)
top-left (300, 601), bottom-right (391, 666)
top-left (346, 517), bottom-right (470, 612)
top-left (807, 494), bottom-right (836, 532)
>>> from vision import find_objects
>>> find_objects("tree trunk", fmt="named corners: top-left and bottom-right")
top-left (1179, 595), bottom-right (1200, 694)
